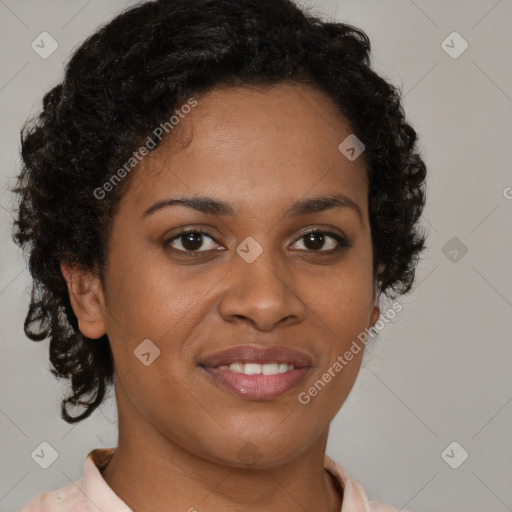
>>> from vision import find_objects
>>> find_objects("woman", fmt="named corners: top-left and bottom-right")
top-left (12, 0), bottom-right (427, 510)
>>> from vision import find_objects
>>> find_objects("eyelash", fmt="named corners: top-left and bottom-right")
top-left (163, 228), bottom-right (352, 255)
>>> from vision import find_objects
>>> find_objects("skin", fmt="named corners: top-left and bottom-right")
top-left (61, 82), bottom-right (380, 512)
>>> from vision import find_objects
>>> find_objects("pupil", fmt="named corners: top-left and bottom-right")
top-left (305, 232), bottom-right (324, 250)
top-left (182, 232), bottom-right (202, 251)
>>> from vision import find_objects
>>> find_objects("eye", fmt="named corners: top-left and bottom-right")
top-left (163, 229), bottom-right (222, 253)
top-left (291, 229), bottom-right (351, 252)
top-left (163, 227), bottom-right (351, 255)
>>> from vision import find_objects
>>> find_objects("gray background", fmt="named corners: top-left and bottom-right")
top-left (1, 1), bottom-right (511, 511)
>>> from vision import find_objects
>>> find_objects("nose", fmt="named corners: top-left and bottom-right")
top-left (218, 248), bottom-right (306, 331)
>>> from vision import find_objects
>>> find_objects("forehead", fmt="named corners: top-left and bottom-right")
top-left (120, 82), bottom-right (368, 218)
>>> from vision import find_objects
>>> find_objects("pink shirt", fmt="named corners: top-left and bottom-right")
top-left (18, 448), bottom-right (405, 512)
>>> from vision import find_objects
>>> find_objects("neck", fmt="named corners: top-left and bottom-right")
top-left (101, 401), bottom-right (343, 512)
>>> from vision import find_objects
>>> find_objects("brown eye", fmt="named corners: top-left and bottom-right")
top-left (303, 232), bottom-right (329, 251)
top-left (291, 229), bottom-right (351, 252)
top-left (163, 230), bottom-right (221, 252)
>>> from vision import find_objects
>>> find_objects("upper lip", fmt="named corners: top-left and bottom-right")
top-left (199, 344), bottom-right (312, 368)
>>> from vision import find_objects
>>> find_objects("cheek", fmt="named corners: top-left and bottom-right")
top-left (302, 250), bottom-right (375, 341)
top-left (103, 255), bottom-right (228, 382)
top-left (295, 266), bottom-right (373, 419)
top-left (103, 249), bottom-right (195, 338)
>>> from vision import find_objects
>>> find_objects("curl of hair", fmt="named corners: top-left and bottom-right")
top-left (11, 0), bottom-right (427, 422)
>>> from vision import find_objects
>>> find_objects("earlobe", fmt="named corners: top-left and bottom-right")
top-left (369, 280), bottom-right (381, 327)
top-left (370, 304), bottom-right (380, 328)
top-left (60, 262), bottom-right (106, 339)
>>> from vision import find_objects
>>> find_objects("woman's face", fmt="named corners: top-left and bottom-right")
top-left (80, 82), bottom-right (379, 467)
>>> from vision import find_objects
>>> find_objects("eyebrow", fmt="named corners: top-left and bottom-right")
top-left (142, 193), bottom-right (363, 222)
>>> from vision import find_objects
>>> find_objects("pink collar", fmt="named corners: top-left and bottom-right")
top-left (20, 447), bottom-right (397, 512)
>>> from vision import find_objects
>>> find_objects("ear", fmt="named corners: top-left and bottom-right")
top-left (60, 262), bottom-right (107, 339)
top-left (369, 280), bottom-right (381, 328)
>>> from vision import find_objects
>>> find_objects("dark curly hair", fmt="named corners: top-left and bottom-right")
top-left (10, 0), bottom-right (427, 423)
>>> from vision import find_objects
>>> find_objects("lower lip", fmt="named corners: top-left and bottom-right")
top-left (200, 366), bottom-right (310, 399)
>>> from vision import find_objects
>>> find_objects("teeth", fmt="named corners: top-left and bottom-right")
top-left (262, 363), bottom-right (279, 375)
top-left (223, 362), bottom-right (295, 375)
top-left (229, 362), bottom-right (244, 373)
top-left (244, 363), bottom-right (261, 375)
top-left (278, 363), bottom-right (288, 373)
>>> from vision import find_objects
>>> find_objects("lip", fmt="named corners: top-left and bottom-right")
top-left (198, 344), bottom-right (312, 368)
top-left (198, 344), bottom-right (313, 400)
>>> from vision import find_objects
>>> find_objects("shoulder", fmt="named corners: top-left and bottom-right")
top-left (17, 448), bottom-right (116, 512)
top-left (324, 455), bottom-right (409, 512)
top-left (17, 481), bottom-right (84, 512)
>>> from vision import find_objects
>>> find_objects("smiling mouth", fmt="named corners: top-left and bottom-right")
top-left (216, 362), bottom-right (295, 375)
top-left (198, 344), bottom-right (313, 399)
top-left (199, 362), bottom-right (310, 399)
